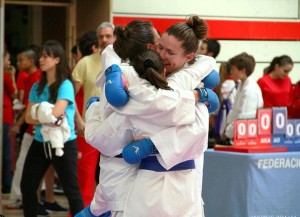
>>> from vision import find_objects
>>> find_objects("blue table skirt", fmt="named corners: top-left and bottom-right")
top-left (202, 149), bottom-right (300, 217)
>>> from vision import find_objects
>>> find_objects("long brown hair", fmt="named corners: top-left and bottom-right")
top-left (37, 40), bottom-right (73, 103)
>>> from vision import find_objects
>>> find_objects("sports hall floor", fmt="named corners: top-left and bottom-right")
top-left (1, 193), bottom-right (69, 217)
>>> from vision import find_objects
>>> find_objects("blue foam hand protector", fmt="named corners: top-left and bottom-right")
top-left (196, 86), bottom-right (209, 103)
top-left (202, 69), bottom-right (220, 89)
top-left (206, 89), bottom-right (219, 113)
top-left (74, 205), bottom-right (95, 217)
top-left (75, 205), bottom-right (111, 217)
top-left (122, 138), bottom-right (158, 164)
top-left (105, 64), bottom-right (129, 107)
top-left (86, 96), bottom-right (100, 110)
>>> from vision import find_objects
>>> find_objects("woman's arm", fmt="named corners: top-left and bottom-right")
top-left (26, 98), bottom-right (68, 125)
top-left (25, 102), bottom-right (41, 125)
top-left (99, 46), bottom-right (197, 126)
top-left (52, 99), bottom-right (68, 117)
top-left (106, 56), bottom-right (219, 120)
top-left (85, 101), bottom-right (134, 156)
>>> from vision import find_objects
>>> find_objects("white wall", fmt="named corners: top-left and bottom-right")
top-left (113, 0), bottom-right (300, 83)
top-left (217, 40), bottom-right (300, 83)
top-left (114, 0), bottom-right (299, 19)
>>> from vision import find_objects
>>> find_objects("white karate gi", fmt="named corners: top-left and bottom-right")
top-left (225, 76), bottom-right (263, 138)
top-left (40, 118), bottom-right (70, 157)
top-left (38, 102), bottom-right (70, 157)
top-left (221, 79), bottom-right (237, 104)
top-left (86, 45), bottom-right (198, 215)
top-left (89, 76), bottom-right (209, 216)
top-left (85, 45), bottom-right (216, 216)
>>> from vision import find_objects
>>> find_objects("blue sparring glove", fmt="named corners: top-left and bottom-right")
top-left (202, 69), bottom-right (220, 89)
top-left (122, 138), bottom-right (159, 164)
top-left (105, 64), bottom-right (129, 107)
top-left (86, 96), bottom-right (100, 110)
top-left (206, 90), bottom-right (219, 113)
top-left (195, 87), bottom-right (219, 113)
top-left (75, 205), bottom-right (111, 217)
top-left (74, 205), bottom-right (95, 217)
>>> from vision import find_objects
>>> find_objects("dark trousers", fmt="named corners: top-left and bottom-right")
top-left (21, 139), bottom-right (83, 217)
top-left (2, 123), bottom-right (13, 193)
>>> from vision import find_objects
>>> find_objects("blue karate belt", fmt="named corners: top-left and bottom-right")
top-left (139, 156), bottom-right (195, 172)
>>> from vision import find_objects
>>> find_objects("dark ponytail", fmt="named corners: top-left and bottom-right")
top-left (267, 55), bottom-right (293, 73)
top-left (131, 49), bottom-right (171, 90)
top-left (113, 20), bottom-right (155, 61)
top-left (113, 26), bottom-right (131, 60)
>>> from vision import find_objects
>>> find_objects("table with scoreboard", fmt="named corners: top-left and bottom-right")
top-left (232, 107), bottom-right (300, 149)
top-left (202, 107), bottom-right (300, 217)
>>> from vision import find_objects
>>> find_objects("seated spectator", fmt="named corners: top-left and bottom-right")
top-left (290, 80), bottom-right (300, 118)
top-left (257, 55), bottom-right (294, 117)
top-left (213, 62), bottom-right (237, 143)
top-left (223, 52), bottom-right (263, 140)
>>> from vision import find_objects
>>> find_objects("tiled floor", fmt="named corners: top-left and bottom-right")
top-left (1, 193), bottom-right (69, 217)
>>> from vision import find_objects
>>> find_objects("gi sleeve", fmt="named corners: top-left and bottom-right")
top-left (85, 101), bottom-right (134, 156)
top-left (150, 57), bottom-right (215, 169)
top-left (109, 65), bottom-right (196, 126)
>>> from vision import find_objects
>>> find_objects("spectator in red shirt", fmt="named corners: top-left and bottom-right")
top-left (290, 81), bottom-right (300, 118)
top-left (16, 70), bottom-right (29, 106)
top-left (257, 55), bottom-right (294, 118)
top-left (2, 49), bottom-right (17, 194)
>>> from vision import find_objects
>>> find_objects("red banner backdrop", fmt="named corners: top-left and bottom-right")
top-left (113, 16), bottom-right (300, 40)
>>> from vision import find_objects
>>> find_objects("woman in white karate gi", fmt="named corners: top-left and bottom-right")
top-left (77, 17), bottom-right (218, 217)
top-left (111, 16), bottom-right (216, 217)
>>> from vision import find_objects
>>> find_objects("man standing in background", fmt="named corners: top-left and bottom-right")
top-left (97, 22), bottom-right (115, 52)
top-left (72, 22), bottom-right (115, 206)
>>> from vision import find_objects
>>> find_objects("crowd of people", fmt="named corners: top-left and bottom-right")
top-left (1, 15), bottom-right (299, 217)
top-left (198, 40), bottom-right (299, 145)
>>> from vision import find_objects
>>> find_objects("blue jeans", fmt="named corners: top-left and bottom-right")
top-left (2, 123), bottom-right (14, 193)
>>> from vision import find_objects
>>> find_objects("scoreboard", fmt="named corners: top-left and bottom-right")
top-left (234, 107), bottom-right (300, 150)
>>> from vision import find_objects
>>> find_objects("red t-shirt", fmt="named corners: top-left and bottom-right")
top-left (3, 72), bottom-right (16, 124)
top-left (257, 74), bottom-right (293, 108)
top-left (24, 69), bottom-right (42, 106)
top-left (24, 69), bottom-right (42, 135)
top-left (16, 70), bottom-right (29, 91)
top-left (76, 87), bottom-right (84, 115)
top-left (71, 68), bottom-right (84, 115)
top-left (289, 81), bottom-right (300, 118)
